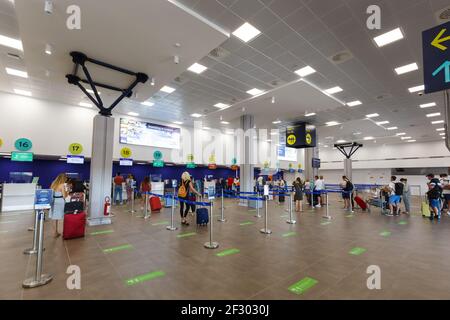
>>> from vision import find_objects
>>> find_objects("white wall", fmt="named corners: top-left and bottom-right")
top-left (0, 92), bottom-right (304, 168)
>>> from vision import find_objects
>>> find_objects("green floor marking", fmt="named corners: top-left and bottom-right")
top-left (321, 221), bottom-right (332, 226)
top-left (216, 248), bottom-right (240, 257)
top-left (240, 221), bottom-right (254, 226)
top-left (248, 209), bottom-right (256, 212)
top-left (0, 220), bottom-right (17, 224)
top-left (380, 230), bottom-right (391, 237)
top-left (125, 270), bottom-right (165, 286)
top-left (282, 232), bottom-right (297, 237)
top-left (345, 214), bottom-right (354, 218)
top-left (349, 247), bottom-right (367, 256)
top-left (103, 244), bottom-right (133, 254)
top-left (177, 232), bottom-right (197, 238)
top-left (398, 221), bottom-right (408, 225)
top-left (151, 221), bottom-right (170, 226)
top-left (288, 277), bottom-right (318, 295)
top-left (280, 214), bottom-right (288, 218)
top-left (90, 230), bottom-right (114, 236)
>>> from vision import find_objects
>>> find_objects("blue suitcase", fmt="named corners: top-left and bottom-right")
top-left (196, 208), bottom-right (209, 226)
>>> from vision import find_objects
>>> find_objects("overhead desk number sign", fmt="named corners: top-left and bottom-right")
top-left (423, 21), bottom-right (450, 94)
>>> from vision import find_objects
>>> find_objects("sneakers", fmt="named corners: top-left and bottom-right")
top-left (386, 213), bottom-right (394, 217)
top-left (315, 204), bottom-right (321, 208)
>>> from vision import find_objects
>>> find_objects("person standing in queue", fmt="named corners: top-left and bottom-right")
top-left (125, 174), bottom-right (134, 204)
top-left (49, 173), bottom-right (68, 238)
top-left (293, 177), bottom-right (304, 212)
top-left (113, 172), bottom-right (125, 205)
top-left (178, 172), bottom-right (202, 226)
top-left (341, 176), bottom-right (353, 211)
top-left (400, 178), bottom-right (411, 215)
top-left (139, 176), bottom-right (151, 211)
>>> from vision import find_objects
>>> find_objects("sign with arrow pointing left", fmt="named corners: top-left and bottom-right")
top-left (423, 21), bottom-right (450, 94)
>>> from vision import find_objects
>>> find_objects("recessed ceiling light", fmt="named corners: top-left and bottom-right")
top-left (407, 140), bottom-right (416, 143)
top-left (305, 112), bottom-right (316, 117)
top-left (326, 121), bottom-right (340, 127)
top-left (432, 120), bottom-right (444, 124)
top-left (5, 67), bottom-right (28, 78)
top-left (401, 136), bottom-right (412, 140)
top-left (394, 62), bottom-right (419, 75)
top-left (443, 137), bottom-right (446, 139)
top-left (426, 112), bottom-right (441, 118)
top-left (0, 34), bottom-right (23, 51)
top-left (203, 127), bottom-right (210, 130)
top-left (14, 89), bottom-right (31, 96)
top-left (221, 121), bottom-right (230, 125)
top-left (141, 101), bottom-right (154, 107)
top-left (436, 128), bottom-right (445, 131)
top-left (440, 133), bottom-right (445, 136)
top-left (160, 85), bottom-right (176, 93)
top-left (396, 133), bottom-right (406, 136)
top-left (232, 22), bottom-right (261, 42)
top-left (336, 140), bottom-right (346, 143)
top-left (408, 85), bottom-right (425, 93)
top-left (373, 27), bottom-right (404, 47)
top-left (324, 86), bottom-right (343, 94)
top-left (247, 88), bottom-right (264, 96)
top-left (128, 112), bottom-right (139, 116)
top-left (86, 88), bottom-right (101, 95)
top-left (366, 113), bottom-right (379, 118)
top-left (187, 63), bottom-right (207, 74)
top-left (214, 103), bottom-right (230, 109)
top-left (78, 102), bottom-right (92, 108)
top-left (45, 44), bottom-right (52, 55)
top-left (294, 65), bottom-right (316, 77)
top-left (376, 121), bottom-right (389, 125)
top-left (420, 102), bottom-right (436, 108)
top-left (173, 121), bottom-right (183, 125)
top-left (191, 113), bottom-right (202, 118)
top-left (272, 120), bottom-right (282, 124)
top-left (364, 136), bottom-right (374, 140)
top-left (387, 127), bottom-right (398, 130)
top-left (347, 100), bottom-right (362, 107)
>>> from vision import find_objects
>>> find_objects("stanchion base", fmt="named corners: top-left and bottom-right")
top-left (204, 242), bottom-right (219, 249)
top-left (22, 274), bottom-right (53, 288)
top-left (217, 218), bottom-right (226, 222)
top-left (254, 215), bottom-right (262, 218)
top-left (27, 227), bottom-right (34, 232)
top-left (286, 220), bottom-right (297, 224)
top-left (260, 228), bottom-right (272, 234)
top-left (322, 216), bottom-right (332, 220)
top-left (166, 226), bottom-right (178, 231)
top-left (129, 210), bottom-right (136, 214)
top-left (144, 215), bottom-right (151, 220)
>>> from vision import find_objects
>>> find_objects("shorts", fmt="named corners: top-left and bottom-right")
top-left (342, 192), bottom-right (350, 199)
top-left (389, 195), bottom-right (401, 205)
top-left (430, 198), bottom-right (441, 209)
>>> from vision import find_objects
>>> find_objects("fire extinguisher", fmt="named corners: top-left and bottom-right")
top-left (104, 196), bottom-right (111, 216)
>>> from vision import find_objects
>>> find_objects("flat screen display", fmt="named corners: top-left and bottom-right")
top-left (277, 132), bottom-right (298, 161)
top-left (120, 118), bottom-right (181, 149)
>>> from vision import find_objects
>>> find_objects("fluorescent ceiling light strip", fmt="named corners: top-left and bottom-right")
top-left (346, 100), bottom-right (362, 107)
top-left (396, 133), bottom-right (406, 136)
top-left (0, 34), bottom-right (23, 51)
top-left (426, 113), bottom-right (441, 117)
top-left (191, 113), bottom-right (202, 118)
top-left (173, 121), bottom-right (183, 125)
top-left (373, 27), bottom-right (404, 47)
top-left (247, 88), bottom-right (264, 96)
top-left (294, 65), bottom-right (316, 77)
top-left (141, 101), bottom-right (154, 107)
top-left (326, 121), bottom-right (340, 127)
top-left (408, 85), bottom-right (424, 93)
top-left (128, 112), bottom-right (139, 116)
top-left (387, 127), bottom-right (398, 130)
top-left (376, 121), bottom-right (389, 125)
top-left (366, 113), bottom-right (379, 118)
top-left (187, 63), bottom-right (207, 74)
top-left (420, 102), bottom-right (436, 108)
top-left (14, 89), bottom-right (31, 96)
top-left (305, 113), bottom-right (316, 117)
top-left (394, 62), bottom-right (418, 75)
top-left (5, 67), bottom-right (28, 78)
top-left (431, 120), bottom-right (444, 124)
top-left (324, 86), bottom-right (343, 94)
top-left (160, 85), bottom-right (175, 93)
top-left (214, 103), bottom-right (229, 109)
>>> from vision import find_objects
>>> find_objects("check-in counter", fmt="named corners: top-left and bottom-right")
top-left (1, 183), bottom-right (37, 213)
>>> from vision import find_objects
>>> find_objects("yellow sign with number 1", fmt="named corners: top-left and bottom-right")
top-left (69, 143), bottom-right (83, 155)
top-left (121, 147), bottom-right (132, 158)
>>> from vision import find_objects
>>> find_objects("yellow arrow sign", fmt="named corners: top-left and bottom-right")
top-left (431, 28), bottom-right (450, 51)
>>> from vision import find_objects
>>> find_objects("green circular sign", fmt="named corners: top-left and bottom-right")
top-left (15, 138), bottom-right (32, 151)
top-left (153, 150), bottom-right (163, 160)
top-left (69, 143), bottom-right (83, 155)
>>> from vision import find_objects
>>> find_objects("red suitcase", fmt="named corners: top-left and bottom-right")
top-left (354, 196), bottom-right (368, 211)
top-left (63, 212), bottom-right (86, 240)
top-left (150, 196), bottom-right (162, 213)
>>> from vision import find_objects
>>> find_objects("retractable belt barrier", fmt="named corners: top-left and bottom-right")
top-left (146, 192), bottom-right (211, 206)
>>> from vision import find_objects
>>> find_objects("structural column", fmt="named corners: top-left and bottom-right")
top-left (239, 114), bottom-right (255, 206)
top-left (88, 115), bottom-right (114, 226)
top-left (344, 158), bottom-right (352, 181)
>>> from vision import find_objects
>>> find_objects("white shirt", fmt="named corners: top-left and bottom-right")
top-left (315, 179), bottom-right (324, 191)
top-left (442, 179), bottom-right (450, 194)
top-left (388, 182), bottom-right (396, 196)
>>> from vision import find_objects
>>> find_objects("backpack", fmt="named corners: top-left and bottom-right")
top-left (394, 182), bottom-right (404, 196)
top-left (344, 181), bottom-right (353, 191)
top-left (178, 181), bottom-right (188, 198)
top-left (428, 185), bottom-right (442, 200)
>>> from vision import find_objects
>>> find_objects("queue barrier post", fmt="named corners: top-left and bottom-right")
top-left (349, 190), bottom-right (354, 213)
top-left (129, 187), bottom-right (136, 214)
top-left (218, 189), bottom-right (226, 222)
top-left (204, 201), bottom-right (219, 249)
top-left (286, 191), bottom-right (296, 224)
top-left (23, 210), bottom-right (53, 288)
top-left (24, 210), bottom-right (40, 255)
top-left (260, 196), bottom-right (272, 234)
top-left (143, 193), bottom-right (150, 219)
top-left (166, 193), bottom-right (178, 231)
top-left (255, 192), bottom-right (262, 218)
top-left (323, 191), bottom-right (332, 220)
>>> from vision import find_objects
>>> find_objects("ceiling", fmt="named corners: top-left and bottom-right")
top-left (0, 0), bottom-right (449, 147)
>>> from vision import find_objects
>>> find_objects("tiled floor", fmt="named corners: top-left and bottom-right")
top-left (1, 195), bottom-right (449, 300)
